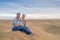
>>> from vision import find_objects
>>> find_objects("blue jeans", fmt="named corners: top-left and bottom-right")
top-left (12, 26), bottom-right (32, 35)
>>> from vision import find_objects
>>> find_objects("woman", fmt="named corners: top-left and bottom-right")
top-left (19, 14), bottom-right (26, 26)
top-left (19, 14), bottom-right (32, 35)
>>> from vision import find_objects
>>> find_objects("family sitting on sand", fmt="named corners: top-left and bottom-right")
top-left (12, 13), bottom-right (33, 35)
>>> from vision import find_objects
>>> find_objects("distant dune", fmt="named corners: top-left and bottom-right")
top-left (0, 20), bottom-right (60, 40)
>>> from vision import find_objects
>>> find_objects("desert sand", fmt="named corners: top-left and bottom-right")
top-left (0, 19), bottom-right (60, 40)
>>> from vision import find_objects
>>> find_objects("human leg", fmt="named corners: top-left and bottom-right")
top-left (22, 27), bottom-right (32, 35)
top-left (12, 27), bottom-right (19, 31)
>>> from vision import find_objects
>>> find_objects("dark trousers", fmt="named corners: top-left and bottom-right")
top-left (12, 26), bottom-right (32, 35)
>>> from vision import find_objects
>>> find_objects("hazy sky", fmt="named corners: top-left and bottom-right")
top-left (0, 0), bottom-right (60, 19)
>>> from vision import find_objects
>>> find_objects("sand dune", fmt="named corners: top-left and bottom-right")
top-left (0, 20), bottom-right (60, 40)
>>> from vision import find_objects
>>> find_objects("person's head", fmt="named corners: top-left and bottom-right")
top-left (22, 14), bottom-right (25, 20)
top-left (16, 12), bottom-right (21, 19)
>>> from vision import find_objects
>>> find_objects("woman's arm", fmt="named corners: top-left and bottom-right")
top-left (24, 20), bottom-right (26, 26)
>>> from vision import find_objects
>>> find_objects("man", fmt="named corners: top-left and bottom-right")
top-left (12, 13), bottom-right (32, 35)
top-left (12, 13), bottom-right (21, 27)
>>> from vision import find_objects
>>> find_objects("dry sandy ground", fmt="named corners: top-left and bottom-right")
top-left (0, 19), bottom-right (60, 40)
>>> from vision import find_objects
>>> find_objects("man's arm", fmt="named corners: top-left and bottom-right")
top-left (13, 19), bottom-right (21, 27)
top-left (14, 23), bottom-right (22, 26)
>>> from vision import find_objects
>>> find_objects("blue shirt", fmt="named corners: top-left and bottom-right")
top-left (12, 18), bottom-right (20, 27)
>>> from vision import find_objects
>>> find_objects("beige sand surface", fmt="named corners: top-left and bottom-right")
top-left (0, 19), bottom-right (60, 40)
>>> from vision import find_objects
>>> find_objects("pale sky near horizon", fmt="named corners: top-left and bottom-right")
top-left (0, 0), bottom-right (60, 19)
